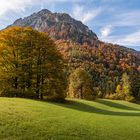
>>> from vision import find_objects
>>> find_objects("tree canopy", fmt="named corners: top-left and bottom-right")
top-left (0, 26), bottom-right (66, 101)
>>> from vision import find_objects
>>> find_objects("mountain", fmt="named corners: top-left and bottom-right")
top-left (7, 9), bottom-right (140, 70)
top-left (9, 9), bottom-right (98, 46)
top-left (7, 9), bottom-right (140, 99)
top-left (9, 9), bottom-right (140, 54)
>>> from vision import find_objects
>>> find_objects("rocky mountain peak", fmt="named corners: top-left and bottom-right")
top-left (10, 9), bottom-right (98, 46)
top-left (37, 9), bottom-right (52, 15)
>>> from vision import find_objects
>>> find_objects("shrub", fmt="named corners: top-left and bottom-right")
top-left (0, 89), bottom-right (37, 99)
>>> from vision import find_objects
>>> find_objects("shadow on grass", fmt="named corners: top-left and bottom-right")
top-left (50, 100), bottom-right (140, 117)
top-left (95, 99), bottom-right (140, 111)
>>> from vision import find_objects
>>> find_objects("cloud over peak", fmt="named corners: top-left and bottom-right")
top-left (0, 0), bottom-right (33, 16)
top-left (72, 5), bottom-right (102, 23)
top-left (100, 25), bottom-right (112, 38)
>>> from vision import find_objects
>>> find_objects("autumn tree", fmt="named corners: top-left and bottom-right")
top-left (115, 85), bottom-right (122, 94)
top-left (121, 73), bottom-right (134, 101)
top-left (68, 67), bottom-right (94, 99)
top-left (113, 84), bottom-right (123, 100)
top-left (0, 26), bottom-right (66, 100)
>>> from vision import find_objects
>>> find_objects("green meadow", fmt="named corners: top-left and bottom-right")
top-left (0, 98), bottom-right (140, 140)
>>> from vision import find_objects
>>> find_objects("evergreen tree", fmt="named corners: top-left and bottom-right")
top-left (131, 75), bottom-right (140, 100)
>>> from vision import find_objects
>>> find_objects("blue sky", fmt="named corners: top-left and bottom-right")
top-left (0, 0), bottom-right (140, 50)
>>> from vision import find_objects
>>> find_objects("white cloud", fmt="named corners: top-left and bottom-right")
top-left (100, 30), bottom-right (140, 47)
top-left (100, 25), bottom-right (112, 37)
top-left (112, 10), bottom-right (140, 27)
top-left (117, 30), bottom-right (140, 46)
top-left (0, 0), bottom-right (33, 16)
top-left (95, 10), bottom-right (140, 27)
top-left (72, 5), bottom-right (102, 23)
top-left (47, 0), bottom-right (82, 2)
top-left (0, 0), bottom-right (84, 18)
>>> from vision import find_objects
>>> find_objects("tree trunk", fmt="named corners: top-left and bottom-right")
top-left (14, 77), bottom-right (18, 89)
top-left (80, 86), bottom-right (83, 99)
top-left (40, 93), bottom-right (43, 100)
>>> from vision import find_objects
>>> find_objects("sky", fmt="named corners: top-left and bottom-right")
top-left (0, 0), bottom-right (140, 51)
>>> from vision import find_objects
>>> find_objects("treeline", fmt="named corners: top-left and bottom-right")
top-left (0, 27), bottom-right (140, 102)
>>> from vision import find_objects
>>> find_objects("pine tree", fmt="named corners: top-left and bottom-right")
top-left (131, 75), bottom-right (140, 100)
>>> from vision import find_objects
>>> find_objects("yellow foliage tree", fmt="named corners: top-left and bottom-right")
top-left (68, 67), bottom-right (93, 99)
top-left (0, 26), bottom-right (66, 100)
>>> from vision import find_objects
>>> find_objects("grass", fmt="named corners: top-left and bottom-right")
top-left (0, 98), bottom-right (140, 140)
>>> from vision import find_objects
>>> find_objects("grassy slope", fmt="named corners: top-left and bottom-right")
top-left (0, 98), bottom-right (140, 140)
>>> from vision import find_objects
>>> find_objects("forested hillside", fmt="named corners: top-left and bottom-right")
top-left (1, 9), bottom-right (140, 102)
top-left (56, 40), bottom-right (140, 101)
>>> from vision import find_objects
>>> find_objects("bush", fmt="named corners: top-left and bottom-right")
top-left (105, 93), bottom-right (136, 103)
top-left (125, 96), bottom-right (136, 103)
top-left (105, 94), bottom-right (116, 100)
top-left (0, 89), bottom-right (37, 99)
top-left (43, 95), bottom-right (65, 102)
